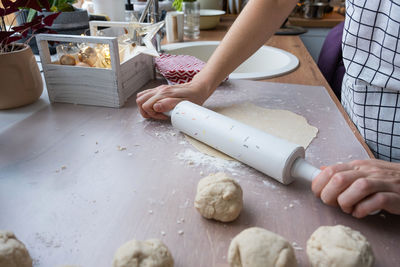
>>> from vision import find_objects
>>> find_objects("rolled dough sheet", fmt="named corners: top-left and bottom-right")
top-left (185, 102), bottom-right (318, 160)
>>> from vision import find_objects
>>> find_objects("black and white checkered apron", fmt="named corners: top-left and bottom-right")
top-left (341, 0), bottom-right (400, 161)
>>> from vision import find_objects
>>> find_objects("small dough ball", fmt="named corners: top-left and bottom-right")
top-left (194, 172), bottom-right (243, 222)
top-left (113, 239), bottom-right (173, 267)
top-left (306, 225), bottom-right (374, 267)
top-left (228, 227), bottom-right (297, 267)
top-left (0, 230), bottom-right (32, 267)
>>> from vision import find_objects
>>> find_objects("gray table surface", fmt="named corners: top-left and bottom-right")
top-left (0, 79), bottom-right (398, 267)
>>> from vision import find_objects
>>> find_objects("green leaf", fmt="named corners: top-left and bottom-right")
top-left (172, 0), bottom-right (183, 11)
top-left (58, 3), bottom-right (74, 12)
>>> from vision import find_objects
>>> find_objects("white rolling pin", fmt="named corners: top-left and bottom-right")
top-left (166, 101), bottom-right (321, 184)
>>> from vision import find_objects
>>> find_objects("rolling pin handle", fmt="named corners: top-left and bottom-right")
top-left (163, 110), bottom-right (172, 117)
top-left (290, 157), bottom-right (321, 182)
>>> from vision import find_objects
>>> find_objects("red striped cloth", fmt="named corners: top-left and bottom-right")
top-left (154, 54), bottom-right (206, 84)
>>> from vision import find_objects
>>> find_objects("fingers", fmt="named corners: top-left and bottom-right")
top-left (154, 98), bottom-right (184, 113)
top-left (319, 170), bottom-right (367, 207)
top-left (136, 85), bottom-right (176, 119)
top-left (136, 89), bottom-right (157, 118)
top-left (313, 159), bottom-right (400, 218)
top-left (136, 81), bottom-right (209, 120)
top-left (142, 90), bottom-right (176, 117)
top-left (312, 163), bottom-right (353, 197)
top-left (337, 178), bottom-right (390, 214)
top-left (352, 192), bottom-right (400, 218)
top-left (136, 88), bottom-right (154, 98)
top-left (349, 159), bottom-right (400, 172)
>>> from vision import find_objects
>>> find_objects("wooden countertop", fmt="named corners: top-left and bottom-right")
top-left (288, 11), bottom-right (345, 28)
top-left (1, 15), bottom-right (399, 267)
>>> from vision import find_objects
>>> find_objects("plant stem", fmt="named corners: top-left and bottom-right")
top-left (1, 16), bottom-right (6, 32)
top-left (9, 12), bottom-right (20, 31)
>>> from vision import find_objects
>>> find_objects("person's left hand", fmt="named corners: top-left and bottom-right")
top-left (312, 159), bottom-right (400, 218)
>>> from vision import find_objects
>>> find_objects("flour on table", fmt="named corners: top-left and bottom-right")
top-left (177, 149), bottom-right (242, 172)
top-left (185, 102), bottom-right (318, 160)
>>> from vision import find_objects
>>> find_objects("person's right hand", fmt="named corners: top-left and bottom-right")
top-left (312, 159), bottom-right (400, 218)
top-left (136, 79), bottom-right (212, 120)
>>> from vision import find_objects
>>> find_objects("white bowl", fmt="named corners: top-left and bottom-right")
top-left (200, 9), bottom-right (226, 30)
top-left (162, 41), bottom-right (299, 80)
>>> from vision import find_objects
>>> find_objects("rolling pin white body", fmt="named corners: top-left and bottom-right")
top-left (169, 101), bottom-right (320, 184)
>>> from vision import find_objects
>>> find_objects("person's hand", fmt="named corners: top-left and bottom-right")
top-left (312, 159), bottom-right (400, 218)
top-left (136, 79), bottom-right (212, 120)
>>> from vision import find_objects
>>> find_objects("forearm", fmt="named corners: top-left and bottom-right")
top-left (194, 0), bottom-right (298, 95)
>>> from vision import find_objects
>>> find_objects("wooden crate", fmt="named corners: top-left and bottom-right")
top-left (36, 31), bottom-right (154, 108)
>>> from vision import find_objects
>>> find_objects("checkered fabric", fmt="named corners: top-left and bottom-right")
top-left (343, 0), bottom-right (400, 90)
top-left (341, 0), bottom-right (400, 161)
top-left (342, 74), bottom-right (400, 161)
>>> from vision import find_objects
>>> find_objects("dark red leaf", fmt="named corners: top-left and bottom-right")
top-left (18, 0), bottom-right (42, 12)
top-left (0, 31), bottom-right (14, 40)
top-left (43, 12), bottom-right (60, 26)
top-left (12, 15), bottom-right (43, 32)
top-left (0, 31), bottom-right (18, 45)
top-left (34, 27), bottom-right (50, 34)
top-left (1, 0), bottom-right (12, 8)
top-left (3, 35), bottom-right (22, 45)
top-left (9, 35), bottom-right (22, 43)
top-left (12, 24), bottom-right (29, 32)
top-left (31, 23), bottom-right (45, 30)
top-left (10, 25), bottom-right (31, 37)
top-left (1, 5), bottom-right (18, 16)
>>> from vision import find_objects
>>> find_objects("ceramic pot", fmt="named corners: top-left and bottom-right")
top-left (0, 44), bottom-right (43, 109)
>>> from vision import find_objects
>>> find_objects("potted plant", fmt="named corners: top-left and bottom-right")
top-left (0, 0), bottom-right (59, 109)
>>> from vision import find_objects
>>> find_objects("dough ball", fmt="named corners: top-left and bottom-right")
top-left (306, 225), bottom-right (374, 267)
top-left (112, 239), bottom-right (173, 267)
top-left (228, 227), bottom-right (297, 267)
top-left (194, 172), bottom-right (243, 222)
top-left (0, 230), bottom-right (32, 267)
